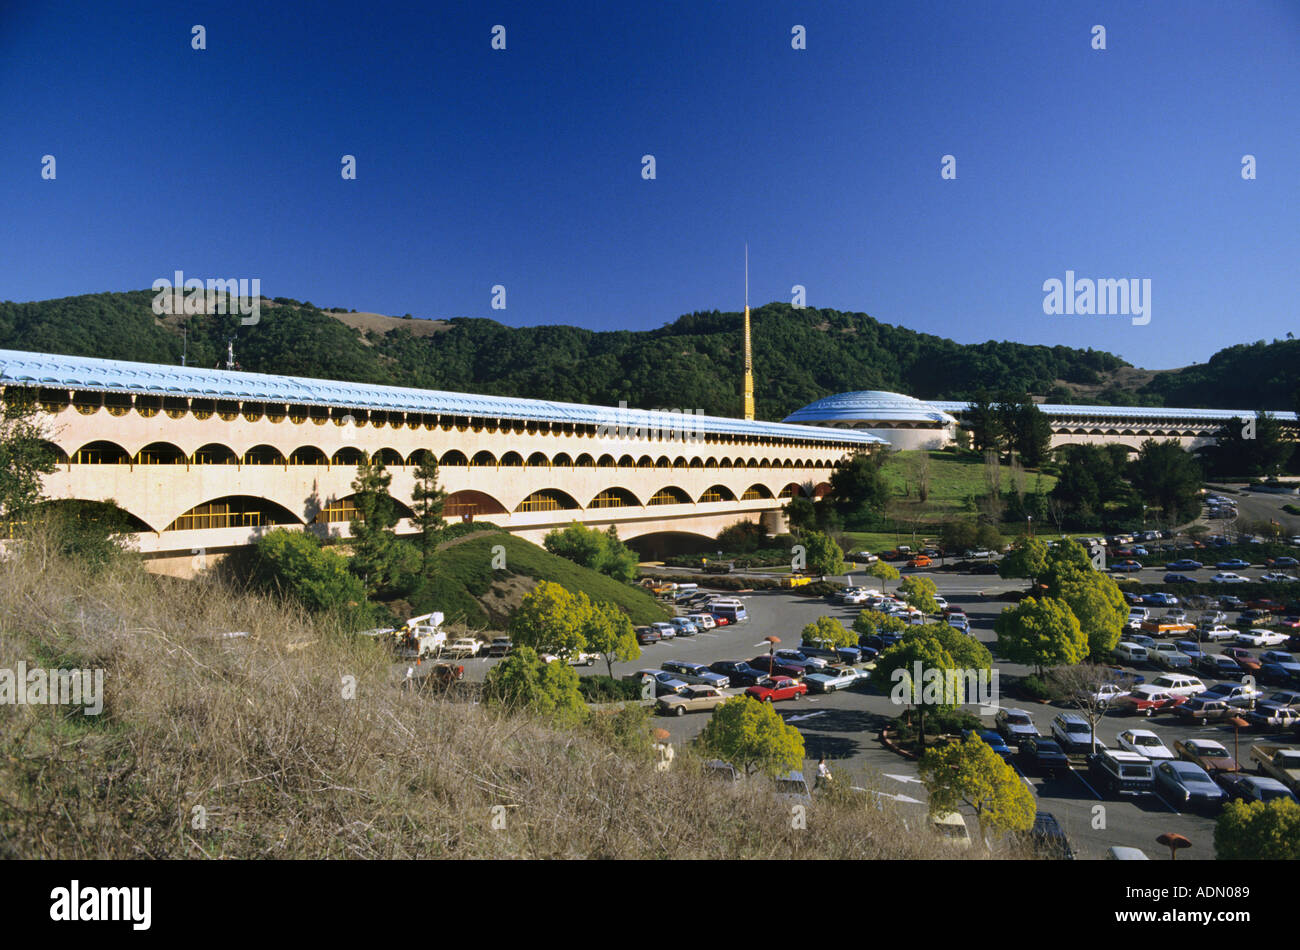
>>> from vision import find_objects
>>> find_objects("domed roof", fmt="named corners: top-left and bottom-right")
top-left (782, 391), bottom-right (958, 426)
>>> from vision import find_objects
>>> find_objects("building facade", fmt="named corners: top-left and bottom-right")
top-left (1, 349), bottom-right (885, 573)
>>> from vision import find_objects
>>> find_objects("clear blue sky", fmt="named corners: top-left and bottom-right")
top-left (2, 0), bottom-right (1297, 370)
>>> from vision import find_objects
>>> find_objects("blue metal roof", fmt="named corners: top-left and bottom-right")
top-left (0, 348), bottom-right (886, 445)
top-left (930, 400), bottom-right (1298, 423)
top-left (783, 391), bottom-right (958, 425)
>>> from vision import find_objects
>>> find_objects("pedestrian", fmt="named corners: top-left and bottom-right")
top-left (816, 757), bottom-right (832, 789)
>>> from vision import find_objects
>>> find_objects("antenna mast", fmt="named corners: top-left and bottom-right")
top-left (742, 244), bottom-right (755, 420)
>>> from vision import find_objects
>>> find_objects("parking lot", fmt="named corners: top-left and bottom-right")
top-left (442, 556), bottom-right (1300, 859)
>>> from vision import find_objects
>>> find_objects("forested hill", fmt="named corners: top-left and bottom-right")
top-left (0, 291), bottom-right (1293, 419)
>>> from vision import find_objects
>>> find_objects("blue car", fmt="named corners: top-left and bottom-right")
top-left (1176, 640), bottom-right (1206, 662)
top-left (1164, 573), bottom-right (1196, 585)
top-left (1216, 559), bottom-right (1250, 570)
top-left (1167, 559), bottom-right (1203, 571)
top-left (964, 728), bottom-right (1014, 762)
top-left (1142, 592), bottom-right (1179, 606)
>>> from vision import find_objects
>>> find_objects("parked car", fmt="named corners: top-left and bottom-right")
top-left (774, 648), bottom-right (829, 671)
top-left (1172, 697), bottom-right (1235, 723)
top-left (656, 685), bottom-right (734, 716)
top-left (805, 665), bottom-right (865, 693)
top-left (1245, 704), bottom-right (1300, 731)
top-left (708, 660), bottom-right (766, 687)
top-left (1216, 773), bottom-right (1299, 805)
top-left (1173, 738), bottom-right (1239, 774)
top-left (1210, 572), bottom-right (1249, 584)
top-left (1111, 560), bottom-right (1144, 573)
top-left (668, 617), bottom-right (698, 638)
top-left (1024, 812), bottom-right (1076, 859)
top-left (963, 728), bottom-right (1014, 762)
top-left (1153, 760), bottom-right (1226, 812)
top-left (1150, 642), bottom-right (1194, 670)
top-left (1217, 559), bottom-right (1251, 570)
top-left (1197, 680), bottom-right (1262, 709)
top-left (1117, 685), bottom-right (1190, 717)
top-left (686, 613), bottom-right (717, 631)
top-left (1198, 653), bottom-right (1245, 678)
top-left (488, 637), bottom-right (512, 657)
top-left (1142, 592), bottom-right (1180, 606)
top-left (745, 675), bottom-right (808, 703)
top-left (1163, 573), bottom-right (1196, 585)
top-left (1114, 642), bottom-right (1149, 665)
top-left (995, 708), bottom-right (1040, 745)
top-left (660, 660), bottom-right (728, 689)
top-left (1051, 713), bottom-right (1107, 755)
top-left (1199, 625), bottom-right (1238, 642)
top-left (1250, 743), bottom-right (1300, 793)
top-left (1222, 646), bottom-right (1262, 672)
top-left (1089, 749), bottom-right (1155, 796)
top-left (444, 637), bottom-right (483, 658)
top-left (624, 669), bottom-right (689, 697)
top-left (1117, 728), bottom-right (1174, 760)
top-left (650, 622), bottom-right (677, 641)
top-left (749, 655), bottom-right (805, 680)
top-left (1175, 640), bottom-right (1205, 663)
top-left (634, 625), bottom-right (661, 646)
top-left (1236, 629), bottom-right (1290, 648)
top-left (1167, 559), bottom-right (1203, 571)
top-left (1018, 737), bottom-right (1070, 776)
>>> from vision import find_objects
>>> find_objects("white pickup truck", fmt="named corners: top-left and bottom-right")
top-left (1250, 744), bottom-right (1300, 793)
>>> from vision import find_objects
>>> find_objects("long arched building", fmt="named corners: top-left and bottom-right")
top-left (1, 348), bottom-right (885, 574)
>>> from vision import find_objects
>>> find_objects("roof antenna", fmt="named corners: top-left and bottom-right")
top-left (742, 243), bottom-right (755, 420)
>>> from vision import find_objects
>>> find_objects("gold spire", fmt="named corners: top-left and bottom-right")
top-left (743, 244), bottom-right (755, 420)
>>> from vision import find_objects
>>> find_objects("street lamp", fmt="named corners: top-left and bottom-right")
top-left (1027, 514), bottom-right (1033, 537)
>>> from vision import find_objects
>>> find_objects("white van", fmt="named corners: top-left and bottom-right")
top-left (1148, 673), bottom-right (1206, 698)
top-left (1114, 642), bottom-right (1149, 664)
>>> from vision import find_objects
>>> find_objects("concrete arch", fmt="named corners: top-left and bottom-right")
top-left (195, 442), bottom-right (239, 464)
top-left (515, 488), bottom-right (581, 512)
top-left (244, 444), bottom-right (287, 466)
top-left (552, 452), bottom-right (573, 467)
top-left (71, 439), bottom-right (131, 464)
top-left (133, 441), bottom-right (187, 464)
top-left (374, 447), bottom-right (405, 466)
top-left (655, 456), bottom-right (671, 469)
top-left (811, 482), bottom-right (832, 498)
top-left (499, 451), bottom-right (524, 467)
top-left (588, 486), bottom-right (641, 508)
top-left (742, 483), bottom-right (774, 499)
top-left (648, 485), bottom-right (692, 506)
top-left (597, 454), bottom-right (616, 468)
top-left (164, 494), bottom-right (303, 532)
top-left (332, 447), bottom-right (367, 466)
top-left (289, 445), bottom-right (330, 465)
top-left (439, 449), bottom-right (468, 466)
top-left (444, 490), bottom-right (508, 518)
top-left (575, 453), bottom-right (595, 467)
top-left (526, 451), bottom-right (550, 467)
top-left (699, 484), bottom-right (736, 502)
top-left (470, 450), bottom-right (497, 467)
top-left (779, 482), bottom-right (804, 498)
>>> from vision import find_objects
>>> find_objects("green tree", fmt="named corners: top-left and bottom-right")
top-left (347, 453), bottom-right (414, 595)
top-left (828, 451), bottom-right (890, 528)
top-left (484, 645), bottom-right (587, 727)
top-left (542, 521), bottom-right (637, 582)
top-left (783, 496), bottom-right (817, 532)
top-left (940, 519), bottom-right (979, 555)
top-left (993, 596), bottom-right (1088, 675)
top-left (410, 450), bottom-right (447, 572)
top-left (0, 396), bottom-right (57, 532)
top-left (966, 389), bottom-right (1004, 453)
top-left (996, 394), bottom-right (1053, 468)
top-left (802, 530), bottom-right (846, 575)
top-left (1054, 568), bottom-right (1128, 660)
top-left (919, 734), bottom-right (1036, 835)
top-left (801, 616), bottom-right (855, 651)
top-left (898, 575), bottom-right (940, 616)
top-left (1214, 798), bottom-right (1300, 860)
top-left (999, 535), bottom-right (1048, 584)
top-left (509, 580), bottom-right (588, 658)
top-left (1128, 439), bottom-right (1203, 524)
top-left (251, 527), bottom-right (370, 615)
top-left (695, 697), bottom-right (806, 778)
top-left (863, 559), bottom-right (900, 590)
top-left (853, 609), bottom-right (909, 641)
top-left (871, 626), bottom-right (959, 747)
top-left (581, 598), bottom-right (641, 677)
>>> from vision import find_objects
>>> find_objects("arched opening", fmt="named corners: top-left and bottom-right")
top-left (588, 487), bottom-right (641, 509)
top-left (331, 447), bottom-right (367, 466)
top-left (648, 486), bottom-right (692, 506)
top-left (597, 454), bottom-right (616, 468)
top-left (71, 440), bottom-right (130, 465)
top-left (526, 452), bottom-right (551, 468)
top-left (575, 453), bottom-right (595, 467)
top-left (812, 482), bottom-right (832, 499)
top-left (655, 456), bottom-right (671, 469)
top-left (779, 483), bottom-right (803, 498)
top-left (637, 455), bottom-right (654, 469)
top-left (167, 495), bottom-right (301, 531)
top-left (552, 452), bottom-right (573, 467)
top-left (289, 446), bottom-right (329, 466)
top-left (32, 499), bottom-right (151, 533)
top-left (470, 450), bottom-right (497, 467)
top-left (515, 489), bottom-right (581, 512)
top-left (689, 458), bottom-right (704, 469)
top-left (374, 447), bottom-right (405, 467)
top-left (499, 451), bottom-right (524, 467)
top-left (742, 483), bottom-right (774, 500)
top-left (704, 457), bottom-right (718, 469)
top-left (243, 444), bottom-right (287, 466)
top-left (193, 443), bottom-right (239, 465)
top-left (444, 490), bottom-right (508, 518)
top-left (699, 484), bottom-right (737, 503)
top-left (439, 450), bottom-right (468, 466)
top-left (618, 454), bottom-right (635, 468)
top-left (133, 442), bottom-right (187, 465)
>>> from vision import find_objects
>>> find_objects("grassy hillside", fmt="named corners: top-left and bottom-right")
top-left (413, 531), bottom-right (669, 629)
top-left (0, 528), bottom-right (999, 859)
top-left (879, 450), bottom-right (1059, 520)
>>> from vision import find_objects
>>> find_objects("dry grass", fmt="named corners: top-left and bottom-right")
top-left (0, 529), bottom-right (1008, 859)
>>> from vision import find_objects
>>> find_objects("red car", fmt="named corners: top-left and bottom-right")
top-left (1222, 647), bottom-right (1262, 672)
top-left (1115, 687), bottom-right (1189, 717)
top-left (745, 675), bottom-right (808, 703)
top-left (711, 616), bottom-right (730, 627)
